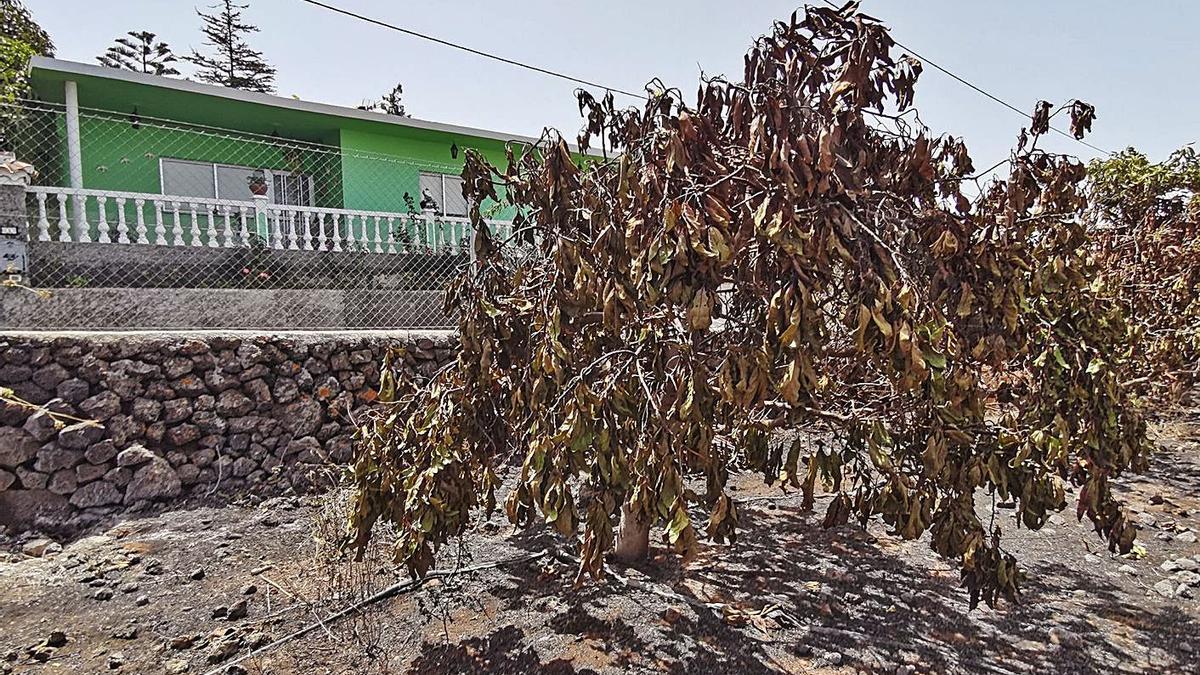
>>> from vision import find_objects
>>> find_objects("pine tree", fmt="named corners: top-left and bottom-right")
top-left (97, 31), bottom-right (180, 76)
top-left (187, 0), bottom-right (276, 93)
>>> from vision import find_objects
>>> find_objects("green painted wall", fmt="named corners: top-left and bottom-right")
top-left (33, 115), bottom-right (345, 243)
top-left (35, 97), bottom-right (526, 220)
top-left (25, 61), bottom-right (602, 240)
top-left (338, 127), bottom-right (514, 215)
top-left (74, 115), bottom-right (344, 208)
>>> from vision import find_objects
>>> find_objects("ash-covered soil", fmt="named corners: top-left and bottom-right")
top-left (2, 413), bottom-right (1198, 675)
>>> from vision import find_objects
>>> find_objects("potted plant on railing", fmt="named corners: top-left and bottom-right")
top-left (247, 171), bottom-right (269, 197)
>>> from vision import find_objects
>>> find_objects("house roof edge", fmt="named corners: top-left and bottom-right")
top-left (29, 56), bottom-right (597, 156)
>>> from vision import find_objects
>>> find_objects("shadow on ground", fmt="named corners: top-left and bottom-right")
top-left (408, 415), bottom-right (1200, 674)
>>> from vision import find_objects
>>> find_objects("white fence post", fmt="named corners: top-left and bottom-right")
top-left (252, 195), bottom-right (269, 245)
top-left (422, 208), bottom-right (436, 252)
top-left (18, 186), bottom-right (515, 260)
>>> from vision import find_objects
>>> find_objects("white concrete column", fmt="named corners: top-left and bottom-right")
top-left (64, 80), bottom-right (85, 235)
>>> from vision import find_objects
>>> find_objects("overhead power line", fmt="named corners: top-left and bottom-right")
top-left (299, 0), bottom-right (1112, 157)
top-left (295, 0), bottom-right (647, 100)
top-left (819, 0), bottom-right (1113, 156)
top-left (891, 39), bottom-right (1113, 156)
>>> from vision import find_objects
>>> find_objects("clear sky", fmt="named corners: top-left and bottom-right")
top-left (27, 1), bottom-right (1199, 170)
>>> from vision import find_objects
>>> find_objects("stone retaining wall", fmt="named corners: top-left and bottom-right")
top-left (0, 331), bottom-right (457, 533)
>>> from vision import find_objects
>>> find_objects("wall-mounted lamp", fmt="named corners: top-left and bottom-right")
top-left (450, 142), bottom-right (459, 159)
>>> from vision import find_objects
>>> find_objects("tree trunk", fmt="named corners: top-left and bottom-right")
top-left (613, 501), bottom-right (650, 563)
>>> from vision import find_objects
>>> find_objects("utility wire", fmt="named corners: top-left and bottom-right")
top-left (296, 0), bottom-right (647, 100)
top-left (820, 0), bottom-right (1113, 156)
top-left (892, 39), bottom-right (1112, 156)
top-left (299, 0), bottom-right (1113, 156)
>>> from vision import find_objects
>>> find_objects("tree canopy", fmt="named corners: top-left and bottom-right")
top-left (1088, 147), bottom-right (1200, 402)
top-left (348, 3), bottom-right (1150, 608)
top-left (97, 31), bottom-right (180, 76)
top-left (188, 0), bottom-right (276, 93)
top-left (0, 0), bottom-right (52, 150)
top-left (0, 0), bottom-right (53, 58)
top-left (0, 0), bottom-right (53, 103)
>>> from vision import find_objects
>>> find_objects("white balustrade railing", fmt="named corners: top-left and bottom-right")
top-left (25, 186), bottom-right (511, 255)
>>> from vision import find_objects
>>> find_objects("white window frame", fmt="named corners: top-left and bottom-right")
top-left (267, 169), bottom-right (316, 207)
top-left (159, 157), bottom-right (314, 207)
top-left (419, 171), bottom-right (468, 217)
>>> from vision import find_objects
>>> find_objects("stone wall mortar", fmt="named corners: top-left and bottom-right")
top-left (0, 331), bottom-right (457, 532)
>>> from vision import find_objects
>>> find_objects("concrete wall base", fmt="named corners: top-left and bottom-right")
top-left (0, 287), bottom-right (450, 329)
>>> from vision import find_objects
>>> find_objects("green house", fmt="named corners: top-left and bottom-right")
top-left (17, 56), bottom-right (578, 250)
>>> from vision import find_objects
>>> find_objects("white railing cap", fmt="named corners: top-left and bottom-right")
top-left (24, 183), bottom-right (515, 226)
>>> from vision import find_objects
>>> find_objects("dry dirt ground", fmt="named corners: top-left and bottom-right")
top-left (2, 412), bottom-right (1198, 675)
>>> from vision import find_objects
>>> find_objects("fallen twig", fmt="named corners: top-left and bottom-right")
top-left (201, 549), bottom-right (547, 675)
top-left (737, 493), bottom-right (800, 504)
top-left (0, 386), bottom-right (99, 427)
top-left (250, 601), bottom-right (313, 625)
top-left (309, 606), bottom-right (336, 641)
top-left (258, 575), bottom-right (300, 602)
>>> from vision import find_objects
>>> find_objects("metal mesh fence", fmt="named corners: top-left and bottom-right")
top-left (0, 99), bottom-right (520, 330)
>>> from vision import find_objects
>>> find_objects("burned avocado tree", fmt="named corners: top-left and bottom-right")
top-left (348, 3), bottom-right (1148, 608)
top-left (1088, 147), bottom-right (1200, 404)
